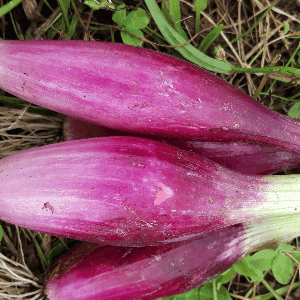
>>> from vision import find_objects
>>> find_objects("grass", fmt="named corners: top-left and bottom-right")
top-left (1, 0), bottom-right (300, 299)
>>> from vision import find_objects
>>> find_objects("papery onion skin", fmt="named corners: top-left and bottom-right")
top-left (46, 225), bottom-right (247, 300)
top-left (63, 116), bottom-right (300, 175)
top-left (0, 136), bottom-right (299, 246)
top-left (1, 40), bottom-right (300, 153)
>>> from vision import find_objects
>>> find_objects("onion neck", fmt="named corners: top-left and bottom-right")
top-left (229, 175), bottom-right (300, 221)
top-left (244, 213), bottom-right (300, 254)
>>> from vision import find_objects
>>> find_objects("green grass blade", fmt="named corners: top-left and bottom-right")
top-left (266, 42), bottom-right (300, 95)
top-left (26, 31), bottom-right (34, 39)
top-left (0, 0), bottom-right (24, 18)
top-left (43, 0), bottom-right (54, 12)
top-left (161, 0), bottom-right (188, 40)
top-left (0, 96), bottom-right (53, 114)
top-left (261, 278), bottom-right (285, 300)
top-left (195, 0), bottom-right (207, 33)
top-left (44, 13), bottom-right (64, 38)
top-left (9, 11), bottom-right (21, 39)
top-left (255, 282), bottom-right (300, 300)
top-left (166, 24), bottom-right (231, 73)
top-left (66, 5), bottom-right (85, 39)
top-left (169, 0), bottom-right (188, 40)
top-left (160, 0), bottom-right (173, 26)
top-left (56, 0), bottom-right (70, 32)
top-left (229, 1), bottom-right (277, 46)
top-left (27, 230), bottom-right (48, 271)
top-left (143, 26), bottom-right (167, 43)
top-left (46, 243), bottom-right (68, 266)
top-left (232, 65), bottom-right (300, 79)
top-left (144, 0), bottom-right (230, 74)
top-left (198, 24), bottom-right (223, 53)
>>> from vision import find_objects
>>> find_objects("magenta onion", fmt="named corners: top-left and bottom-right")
top-left (175, 140), bottom-right (300, 175)
top-left (64, 116), bottom-right (300, 175)
top-left (45, 223), bottom-right (297, 300)
top-left (44, 225), bottom-right (251, 300)
top-left (0, 136), bottom-right (299, 246)
top-left (1, 40), bottom-right (300, 153)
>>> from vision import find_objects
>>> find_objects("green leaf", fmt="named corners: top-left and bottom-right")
top-left (121, 28), bottom-right (143, 46)
top-left (275, 243), bottom-right (295, 253)
top-left (272, 254), bottom-right (294, 284)
top-left (194, 0), bottom-right (207, 32)
top-left (288, 102), bottom-right (300, 119)
top-left (0, 225), bottom-right (3, 242)
top-left (198, 24), bottom-right (223, 53)
top-left (84, 0), bottom-right (100, 10)
top-left (158, 287), bottom-right (200, 299)
top-left (85, 0), bottom-right (116, 10)
top-left (112, 5), bottom-right (127, 27)
top-left (233, 255), bottom-right (263, 282)
top-left (291, 252), bottom-right (300, 262)
top-left (199, 283), bottom-right (232, 300)
top-left (217, 286), bottom-right (233, 300)
top-left (248, 249), bottom-right (277, 271)
top-left (173, 287), bottom-right (199, 299)
top-left (46, 242), bottom-right (68, 266)
top-left (199, 283), bottom-right (214, 300)
top-left (194, 0), bottom-right (207, 11)
top-left (124, 8), bottom-right (149, 29)
top-left (144, 0), bottom-right (231, 74)
top-left (158, 296), bottom-right (175, 300)
top-left (218, 267), bottom-right (236, 285)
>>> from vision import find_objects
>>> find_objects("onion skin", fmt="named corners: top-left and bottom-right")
top-left (1, 40), bottom-right (300, 153)
top-left (64, 116), bottom-right (300, 175)
top-left (176, 140), bottom-right (300, 175)
top-left (46, 225), bottom-right (247, 300)
top-left (0, 136), bottom-right (299, 246)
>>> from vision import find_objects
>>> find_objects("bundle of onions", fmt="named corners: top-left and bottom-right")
top-left (0, 40), bottom-right (300, 299)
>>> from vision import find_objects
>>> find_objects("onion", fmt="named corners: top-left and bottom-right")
top-left (1, 40), bottom-right (300, 153)
top-left (0, 136), bottom-right (299, 246)
top-left (64, 116), bottom-right (300, 175)
top-left (45, 223), bottom-right (296, 300)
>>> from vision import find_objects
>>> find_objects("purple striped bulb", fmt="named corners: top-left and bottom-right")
top-left (1, 40), bottom-right (300, 153)
top-left (45, 225), bottom-right (248, 299)
top-left (0, 136), bottom-right (299, 246)
top-left (45, 222), bottom-right (297, 300)
top-left (63, 116), bottom-right (300, 175)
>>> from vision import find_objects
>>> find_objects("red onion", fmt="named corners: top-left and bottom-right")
top-left (0, 136), bottom-right (299, 246)
top-left (1, 40), bottom-right (300, 153)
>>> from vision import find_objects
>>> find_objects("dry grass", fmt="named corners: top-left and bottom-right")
top-left (0, 106), bottom-right (63, 158)
top-left (0, 226), bottom-right (45, 300)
